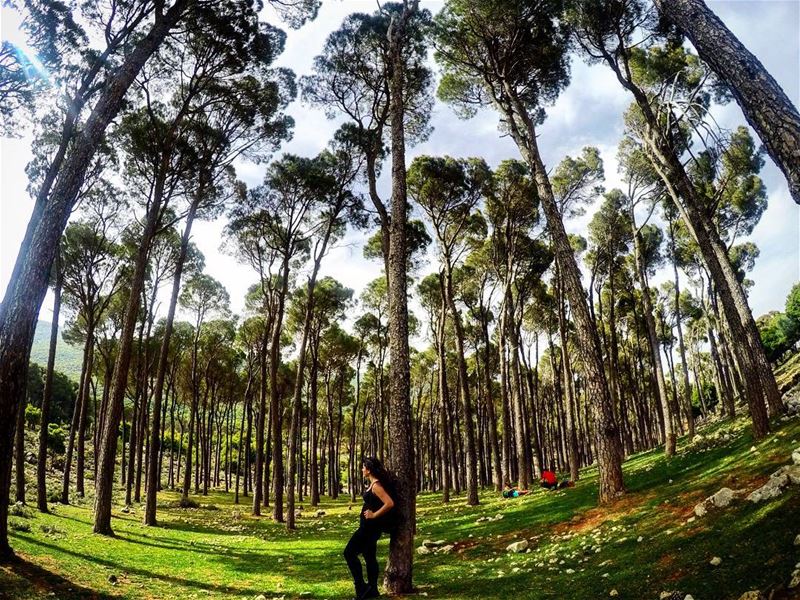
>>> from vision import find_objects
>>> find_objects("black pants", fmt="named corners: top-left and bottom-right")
top-left (344, 524), bottom-right (382, 590)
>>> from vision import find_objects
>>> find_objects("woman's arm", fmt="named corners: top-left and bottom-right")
top-left (364, 482), bottom-right (395, 519)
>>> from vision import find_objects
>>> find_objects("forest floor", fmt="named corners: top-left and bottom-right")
top-left (2, 412), bottom-right (800, 600)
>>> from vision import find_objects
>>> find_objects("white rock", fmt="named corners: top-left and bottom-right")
top-left (737, 591), bottom-right (763, 600)
top-left (438, 545), bottom-right (455, 554)
top-left (609, 590), bottom-right (618, 597)
top-left (710, 487), bottom-right (737, 508)
top-left (794, 533), bottom-right (800, 546)
top-left (710, 556), bottom-right (722, 566)
top-left (793, 448), bottom-right (800, 465)
top-left (416, 546), bottom-right (431, 555)
top-left (775, 464), bottom-right (800, 485)
top-left (507, 540), bottom-right (529, 553)
top-left (790, 570), bottom-right (800, 589)
top-left (747, 472), bottom-right (790, 503)
top-left (684, 596), bottom-right (695, 600)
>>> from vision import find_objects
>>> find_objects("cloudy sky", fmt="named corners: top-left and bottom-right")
top-left (1, 0), bottom-right (798, 345)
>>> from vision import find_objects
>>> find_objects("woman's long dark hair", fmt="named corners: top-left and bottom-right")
top-left (363, 456), bottom-right (397, 497)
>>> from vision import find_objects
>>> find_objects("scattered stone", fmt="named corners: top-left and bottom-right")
top-left (609, 590), bottom-right (618, 597)
top-left (438, 544), bottom-right (455, 554)
top-left (108, 575), bottom-right (118, 585)
top-left (793, 447), bottom-right (800, 466)
top-left (747, 470), bottom-right (791, 503)
top-left (637, 536), bottom-right (644, 543)
top-left (694, 487), bottom-right (744, 516)
top-left (416, 546), bottom-right (431, 555)
top-left (737, 592), bottom-right (764, 600)
top-left (684, 596), bottom-right (694, 600)
top-left (776, 464), bottom-right (800, 485)
top-left (710, 487), bottom-right (738, 508)
top-left (794, 533), bottom-right (800, 546)
top-left (790, 566), bottom-right (800, 589)
top-left (507, 540), bottom-right (529, 553)
top-left (25, 452), bottom-right (37, 465)
top-left (710, 556), bottom-right (722, 566)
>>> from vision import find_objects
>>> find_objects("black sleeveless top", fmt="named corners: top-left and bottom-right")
top-left (360, 482), bottom-right (386, 528)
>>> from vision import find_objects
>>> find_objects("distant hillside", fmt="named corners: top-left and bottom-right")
top-left (30, 320), bottom-right (84, 382)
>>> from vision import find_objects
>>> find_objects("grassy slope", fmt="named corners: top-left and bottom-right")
top-left (2, 415), bottom-right (800, 600)
top-left (29, 321), bottom-right (84, 383)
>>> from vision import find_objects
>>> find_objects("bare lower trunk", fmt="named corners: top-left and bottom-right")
top-left (37, 256), bottom-right (63, 512)
top-left (443, 266), bottom-right (479, 505)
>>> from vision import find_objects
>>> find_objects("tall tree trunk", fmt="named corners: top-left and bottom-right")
top-left (631, 216), bottom-right (676, 456)
top-left (555, 260), bottom-right (580, 480)
top-left (75, 325), bottom-right (95, 497)
top-left (669, 221), bottom-right (695, 438)
top-left (0, 1), bottom-right (191, 558)
top-left (37, 254), bottom-right (63, 512)
top-left (384, 3), bottom-right (418, 591)
top-left (62, 331), bottom-right (90, 504)
top-left (480, 318), bottom-right (502, 491)
top-left (253, 328), bottom-right (269, 515)
top-left (144, 199), bottom-right (199, 525)
top-left (653, 0), bottom-right (800, 204)
top-left (94, 186), bottom-right (165, 535)
top-left (499, 88), bottom-right (625, 503)
top-left (270, 255), bottom-right (291, 523)
top-left (443, 266), bottom-right (479, 505)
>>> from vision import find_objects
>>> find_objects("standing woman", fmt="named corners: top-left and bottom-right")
top-left (343, 457), bottom-right (396, 600)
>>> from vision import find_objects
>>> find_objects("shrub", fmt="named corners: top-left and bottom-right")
top-left (9, 519), bottom-right (31, 532)
top-left (47, 423), bottom-right (66, 454)
top-left (9, 503), bottom-right (33, 518)
top-left (25, 405), bottom-right (41, 429)
top-left (40, 524), bottom-right (65, 536)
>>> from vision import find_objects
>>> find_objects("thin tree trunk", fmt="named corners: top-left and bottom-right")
top-left (144, 198), bottom-right (199, 525)
top-left (37, 255), bottom-right (63, 512)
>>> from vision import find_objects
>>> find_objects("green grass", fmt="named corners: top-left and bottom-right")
top-left (3, 415), bottom-right (800, 600)
top-left (776, 351), bottom-right (800, 394)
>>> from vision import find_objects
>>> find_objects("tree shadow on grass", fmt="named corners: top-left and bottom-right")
top-left (0, 553), bottom-right (113, 600)
top-left (11, 535), bottom-right (278, 598)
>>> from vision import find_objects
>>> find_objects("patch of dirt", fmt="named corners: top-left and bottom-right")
top-left (552, 490), bottom-right (657, 536)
